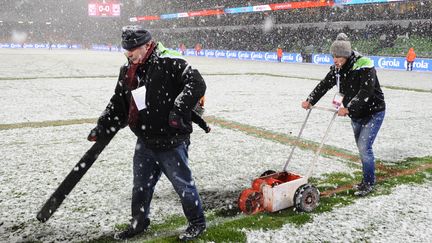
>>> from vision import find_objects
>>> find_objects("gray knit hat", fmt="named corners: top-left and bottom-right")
top-left (121, 25), bottom-right (152, 50)
top-left (330, 33), bottom-right (352, 57)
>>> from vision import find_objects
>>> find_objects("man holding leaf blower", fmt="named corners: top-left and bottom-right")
top-left (88, 25), bottom-right (207, 241)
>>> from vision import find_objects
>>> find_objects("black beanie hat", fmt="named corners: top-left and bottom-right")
top-left (121, 25), bottom-right (152, 50)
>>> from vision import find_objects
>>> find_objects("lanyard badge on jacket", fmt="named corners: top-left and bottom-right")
top-left (332, 69), bottom-right (344, 109)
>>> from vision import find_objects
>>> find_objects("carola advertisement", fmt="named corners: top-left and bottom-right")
top-left (183, 49), bottom-right (432, 72)
top-left (0, 43), bottom-right (430, 72)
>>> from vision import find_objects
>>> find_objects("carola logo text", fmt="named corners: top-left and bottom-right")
top-left (251, 52), bottom-right (263, 60)
top-left (226, 51), bottom-right (237, 58)
top-left (205, 50), bottom-right (215, 57)
top-left (406, 60), bottom-right (429, 69)
top-left (296, 54), bottom-right (303, 62)
top-left (283, 54), bottom-right (295, 61)
top-left (313, 55), bottom-right (331, 64)
top-left (265, 52), bottom-right (277, 61)
top-left (238, 51), bottom-right (250, 60)
top-left (215, 50), bottom-right (226, 58)
top-left (378, 58), bottom-right (400, 68)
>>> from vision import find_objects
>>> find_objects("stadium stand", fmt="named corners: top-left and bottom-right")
top-left (1, 0), bottom-right (431, 57)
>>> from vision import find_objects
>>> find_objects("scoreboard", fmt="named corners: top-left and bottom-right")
top-left (88, 1), bottom-right (120, 17)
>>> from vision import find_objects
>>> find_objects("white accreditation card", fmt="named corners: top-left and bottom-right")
top-left (131, 86), bottom-right (147, 110)
top-left (332, 92), bottom-right (344, 109)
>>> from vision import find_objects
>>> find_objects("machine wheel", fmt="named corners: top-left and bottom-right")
top-left (294, 184), bottom-right (320, 213)
top-left (260, 170), bottom-right (276, 177)
top-left (252, 178), bottom-right (266, 191)
top-left (238, 188), bottom-right (264, 214)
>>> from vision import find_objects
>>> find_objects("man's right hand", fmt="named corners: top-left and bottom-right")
top-left (301, 101), bottom-right (311, 110)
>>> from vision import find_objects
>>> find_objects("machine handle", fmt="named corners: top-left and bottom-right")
top-left (283, 105), bottom-right (338, 173)
top-left (311, 105), bottom-right (338, 113)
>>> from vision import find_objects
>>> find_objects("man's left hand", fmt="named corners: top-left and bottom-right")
top-left (338, 107), bottom-right (349, 116)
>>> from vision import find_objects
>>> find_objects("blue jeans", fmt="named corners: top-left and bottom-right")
top-left (351, 111), bottom-right (385, 185)
top-left (131, 138), bottom-right (205, 226)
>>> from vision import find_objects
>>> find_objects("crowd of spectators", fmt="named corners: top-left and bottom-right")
top-left (126, 0), bottom-right (281, 16)
top-left (151, 20), bottom-right (431, 55)
top-left (132, 1), bottom-right (431, 29)
top-left (1, 0), bottom-right (431, 57)
top-left (143, 0), bottom-right (432, 57)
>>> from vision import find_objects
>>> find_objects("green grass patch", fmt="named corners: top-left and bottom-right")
top-left (2, 113), bottom-right (431, 242)
top-left (198, 209), bottom-right (312, 242)
top-left (147, 215), bottom-right (187, 233)
top-left (83, 235), bottom-right (115, 243)
top-left (313, 171), bottom-right (360, 190)
top-left (319, 193), bottom-right (356, 212)
top-left (377, 168), bottom-right (432, 194)
top-left (84, 160), bottom-right (430, 242)
top-left (380, 156), bottom-right (432, 170)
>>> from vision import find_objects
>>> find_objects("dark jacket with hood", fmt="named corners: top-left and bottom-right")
top-left (93, 47), bottom-right (206, 149)
top-left (306, 52), bottom-right (385, 118)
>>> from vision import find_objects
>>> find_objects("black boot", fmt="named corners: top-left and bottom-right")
top-left (178, 223), bottom-right (206, 241)
top-left (352, 181), bottom-right (366, 191)
top-left (354, 183), bottom-right (374, 197)
top-left (115, 218), bottom-right (150, 240)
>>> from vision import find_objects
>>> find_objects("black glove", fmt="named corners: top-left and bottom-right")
top-left (168, 111), bottom-right (188, 130)
top-left (204, 125), bottom-right (211, 133)
top-left (196, 121), bottom-right (211, 133)
top-left (87, 126), bottom-right (103, 142)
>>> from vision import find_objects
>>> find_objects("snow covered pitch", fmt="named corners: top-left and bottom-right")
top-left (1, 49), bottom-right (431, 242)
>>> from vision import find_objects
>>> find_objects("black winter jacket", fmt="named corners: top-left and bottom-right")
top-left (306, 52), bottom-right (385, 118)
top-left (94, 50), bottom-right (206, 149)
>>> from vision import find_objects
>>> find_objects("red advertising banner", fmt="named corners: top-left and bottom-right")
top-left (188, 9), bottom-right (225, 17)
top-left (131, 1), bottom-right (334, 22)
top-left (88, 1), bottom-right (121, 17)
top-left (137, 15), bottom-right (160, 21)
top-left (270, 1), bottom-right (334, 10)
